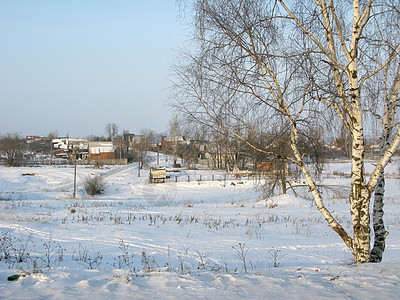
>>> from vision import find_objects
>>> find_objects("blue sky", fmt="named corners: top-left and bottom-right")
top-left (0, 0), bottom-right (187, 138)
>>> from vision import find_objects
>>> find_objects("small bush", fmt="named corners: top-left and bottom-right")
top-left (83, 175), bottom-right (106, 196)
top-left (93, 160), bottom-right (104, 169)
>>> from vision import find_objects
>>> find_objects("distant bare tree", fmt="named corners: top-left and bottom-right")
top-left (168, 116), bottom-right (182, 166)
top-left (257, 120), bottom-right (325, 197)
top-left (48, 130), bottom-right (58, 140)
top-left (140, 128), bottom-right (158, 152)
top-left (47, 130), bottom-right (58, 165)
top-left (336, 123), bottom-right (352, 158)
top-left (0, 133), bottom-right (25, 166)
top-left (105, 123), bottom-right (119, 141)
top-left (132, 136), bottom-right (147, 174)
top-left (121, 130), bottom-right (131, 159)
top-left (27, 139), bottom-right (47, 155)
top-left (87, 134), bottom-right (107, 141)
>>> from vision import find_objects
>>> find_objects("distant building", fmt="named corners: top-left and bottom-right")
top-left (52, 138), bottom-right (88, 159)
top-left (88, 141), bottom-right (114, 160)
top-left (327, 141), bottom-right (340, 149)
top-left (161, 136), bottom-right (187, 151)
top-left (122, 133), bottom-right (135, 144)
top-left (26, 136), bottom-right (45, 143)
top-left (147, 136), bottom-right (163, 152)
top-left (190, 140), bottom-right (212, 160)
top-left (52, 138), bottom-right (88, 150)
top-left (131, 135), bottom-right (146, 145)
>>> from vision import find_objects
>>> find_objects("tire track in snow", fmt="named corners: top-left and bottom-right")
top-left (0, 223), bottom-right (178, 254)
top-left (44, 163), bottom-right (138, 193)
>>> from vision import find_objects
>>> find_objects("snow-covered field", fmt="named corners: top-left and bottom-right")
top-left (0, 153), bottom-right (399, 299)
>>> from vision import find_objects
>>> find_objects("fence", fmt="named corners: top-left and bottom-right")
top-left (0, 158), bottom-right (128, 167)
top-left (163, 171), bottom-right (272, 183)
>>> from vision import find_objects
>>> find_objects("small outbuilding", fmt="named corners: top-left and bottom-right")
top-left (88, 141), bottom-right (115, 160)
top-left (149, 168), bottom-right (167, 183)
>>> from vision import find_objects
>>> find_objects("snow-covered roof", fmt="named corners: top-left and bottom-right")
top-left (163, 136), bottom-right (186, 142)
top-left (88, 141), bottom-right (114, 154)
top-left (52, 138), bottom-right (88, 150)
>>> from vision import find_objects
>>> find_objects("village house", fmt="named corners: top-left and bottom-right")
top-left (51, 138), bottom-right (116, 161)
top-left (88, 141), bottom-right (114, 160)
top-left (161, 136), bottom-right (187, 152)
top-left (26, 135), bottom-right (46, 144)
top-left (52, 138), bottom-right (88, 159)
top-left (147, 136), bottom-right (163, 152)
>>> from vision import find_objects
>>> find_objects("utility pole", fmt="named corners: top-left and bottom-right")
top-left (49, 139), bottom-right (53, 166)
top-left (138, 143), bottom-right (141, 177)
top-left (138, 151), bottom-right (141, 177)
top-left (157, 145), bottom-right (159, 165)
top-left (73, 145), bottom-right (77, 199)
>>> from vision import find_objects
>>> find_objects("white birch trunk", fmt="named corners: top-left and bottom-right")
top-left (370, 173), bottom-right (388, 262)
top-left (289, 124), bottom-right (354, 250)
top-left (370, 113), bottom-right (391, 263)
top-left (328, 0), bottom-right (370, 263)
top-left (370, 63), bottom-right (400, 262)
top-left (349, 122), bottom-right (370, 263)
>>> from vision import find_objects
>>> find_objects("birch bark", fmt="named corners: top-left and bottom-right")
top-left (370, 63), bottom-right (400, 262)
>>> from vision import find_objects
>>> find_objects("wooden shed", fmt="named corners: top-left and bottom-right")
top-left (88, 141), bottom-right (115, 160)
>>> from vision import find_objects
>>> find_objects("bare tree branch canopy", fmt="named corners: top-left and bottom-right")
top-left (171, 0), bottom-right (400, 263)
top-left (0, 133), bottom-right (25, 167)
top-left (105, 123), bottom-right (119, 141)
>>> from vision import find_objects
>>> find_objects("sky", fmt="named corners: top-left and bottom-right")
top-left (0, 0), bottom-right (188, 138)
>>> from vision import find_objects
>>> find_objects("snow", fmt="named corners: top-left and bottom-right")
top-left (0, 153), bottom-right (399, 299)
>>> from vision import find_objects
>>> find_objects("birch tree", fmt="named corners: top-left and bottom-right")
top-left (172, 0), bottom-right (400, 263)
top-left (283, 0), bottom-right (400, 263)
top-left (370, 60), bottom-right (400, 262)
